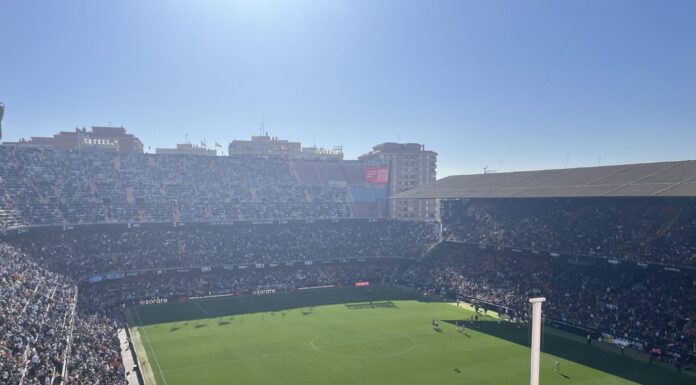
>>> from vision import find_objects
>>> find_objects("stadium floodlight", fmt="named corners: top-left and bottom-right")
top-left (529, 297), bottom-right (546, 385)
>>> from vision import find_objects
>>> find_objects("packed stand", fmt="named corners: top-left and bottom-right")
top-left (0, 244), bottom-right (75, 385)
top-left (8, 221), bottom-right (439, 281)
top-left (446, 198), bottom-right (696, 267)
top-left (0, 146), bottom-right (352, 229)
top-left (63, 313), bottom-right (125, 385)
top-left (78, 261), bottom-right (404, 309)
top-left (0, 243), bottom-right (125, 385)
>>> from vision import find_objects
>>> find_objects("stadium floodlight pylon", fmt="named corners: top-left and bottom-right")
top-left (529, 297), bottom-right (546, 385)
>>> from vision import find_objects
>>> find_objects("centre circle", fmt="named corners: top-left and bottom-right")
top-left (310, 329), bottom-right (416, 358)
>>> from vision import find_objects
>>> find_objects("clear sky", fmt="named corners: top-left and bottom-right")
top-left (1, 0), bottom-right (694, 177)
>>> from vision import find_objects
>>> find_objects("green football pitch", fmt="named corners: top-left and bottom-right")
top-left (125, 286), bottom-right (692, 385)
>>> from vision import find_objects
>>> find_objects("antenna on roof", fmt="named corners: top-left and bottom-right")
top-left (259, 115), bottom-right (265, 136)
top-left (0, 102), bottom-right (5, 141)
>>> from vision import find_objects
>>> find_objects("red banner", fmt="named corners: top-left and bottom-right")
top-left (365, 165), bottom-right (389, 185)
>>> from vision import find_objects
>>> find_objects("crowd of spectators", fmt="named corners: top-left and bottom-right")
top-left (405, 247), bottom-right (696, 361)
top-left (63, 313), bottom-right (124, 385)
top-left (1, 233), bottom-right (406, 385)
top-left (1, 244), bottom-right (74, 385)
top-left (446, 198), bottom-right (696, 266)
top-left (0, 244), bottom-right (125, 385)
top-left (4, 216), bottom-right (696, 383)
top-left (0, 146), bottom-right (352, 228)
top-left (78, 261), bottom-right (403, 310)
top-left (8, 221), bottom-right (439, 280)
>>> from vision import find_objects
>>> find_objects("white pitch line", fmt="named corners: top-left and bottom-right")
top-left (193, 301), bottom-right (210, 317)
top-left (134, 306), bottom-right (169, 385)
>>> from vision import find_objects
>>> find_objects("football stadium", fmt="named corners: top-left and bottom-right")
top-left (2, 1), bottom-right (696, 385)
top-left (0, 143), bottom-right (695, 385)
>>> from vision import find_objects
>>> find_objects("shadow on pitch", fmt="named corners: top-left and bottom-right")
top-left (446, 320), bottom-right (691, 385)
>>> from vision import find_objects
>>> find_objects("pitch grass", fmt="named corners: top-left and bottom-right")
top-left (126, 287), bottom-right (691, 385)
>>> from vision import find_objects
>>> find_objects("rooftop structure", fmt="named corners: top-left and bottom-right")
top-left (393, 160), bottom-right (696, 199)
top-left (360, 143), bottom-right (437, 220)
top-left (156, 143), bottom-right (216, 156)
top-left (228, 134), bottom-right (343, 161)
top-left (3, 126), bottom-right (144, 154)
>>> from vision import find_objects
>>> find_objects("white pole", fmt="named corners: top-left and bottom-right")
top-left (529, 297), bottom-right (546, 385)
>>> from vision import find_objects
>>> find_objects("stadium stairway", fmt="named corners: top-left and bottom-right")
top-left (118, 328), bottom-right (143, 385)
top-left (417, 237), bottom-right (453, 263)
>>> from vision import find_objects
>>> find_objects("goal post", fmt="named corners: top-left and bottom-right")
top-left (529, 297), bottom-right (546, 385)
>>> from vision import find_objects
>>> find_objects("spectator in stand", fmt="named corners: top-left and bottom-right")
top-left (8, 221), bottom-right (439, 281)
top-left (0, 146), bottom-right (353, 228)
top-left (446, 198), bottom-right (696, 266)
top-left (0, 244), bottom-right (125, 385)
top-left (77, 261), bottom-right (403, 310)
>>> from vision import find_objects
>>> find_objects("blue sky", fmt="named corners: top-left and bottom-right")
top-left (1, 0), bottom-right (694, 177)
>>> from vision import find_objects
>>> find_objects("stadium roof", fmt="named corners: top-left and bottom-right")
top-left (392, 160), bottom-right (696, 199)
